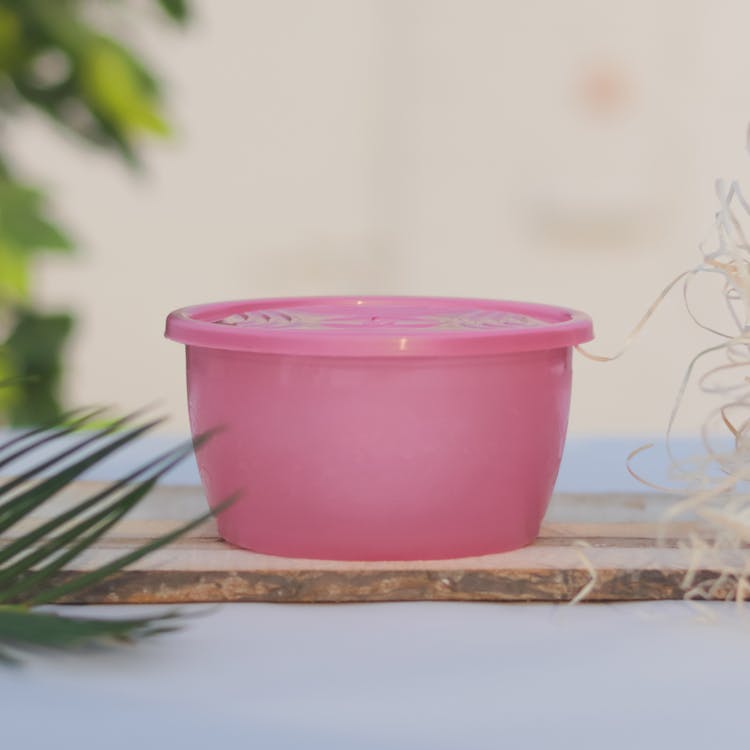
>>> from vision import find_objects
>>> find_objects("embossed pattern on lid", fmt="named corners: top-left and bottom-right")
top-left (216, 306), bottom-right (547, 332)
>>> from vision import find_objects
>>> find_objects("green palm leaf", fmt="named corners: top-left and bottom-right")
top-left (0, 607), bottom-right (182, 665)
top-left (0, 411), bottom-right (231, 664)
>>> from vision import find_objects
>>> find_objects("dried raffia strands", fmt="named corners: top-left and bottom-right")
top-left (571, 137), bottom-right (750, 604)
top-left (568, 540), bottom-right (598, 606)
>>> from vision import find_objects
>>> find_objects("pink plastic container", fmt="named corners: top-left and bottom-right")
top-left (165, 296), bottom-right (592, 560)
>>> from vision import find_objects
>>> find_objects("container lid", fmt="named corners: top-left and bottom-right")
top-left (165, 296), bottom-right (593, 357)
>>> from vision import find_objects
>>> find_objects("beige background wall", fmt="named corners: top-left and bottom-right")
top-left (7, 0), bottom-right (750, 434)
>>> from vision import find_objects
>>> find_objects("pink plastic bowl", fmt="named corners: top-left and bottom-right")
top-left (165, 296), bottom-right (593, 560)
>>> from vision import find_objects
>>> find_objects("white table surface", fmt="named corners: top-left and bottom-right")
top-left (2, 435), bottom-right (749, 749)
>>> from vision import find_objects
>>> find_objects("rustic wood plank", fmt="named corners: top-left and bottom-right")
top-left (3, 482), bottom-right (748, 604)
top-left (47, 567), bottom-right (731, 604)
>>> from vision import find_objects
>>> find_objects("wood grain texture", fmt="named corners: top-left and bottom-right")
top-left (3, 482), bottom-right (747, 603)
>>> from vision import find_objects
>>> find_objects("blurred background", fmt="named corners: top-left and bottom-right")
top-left (2, 0), bottom-right (750, 434)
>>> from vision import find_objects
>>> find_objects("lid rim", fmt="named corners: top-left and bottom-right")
top-left (165, 295), bottom-right (594, 357)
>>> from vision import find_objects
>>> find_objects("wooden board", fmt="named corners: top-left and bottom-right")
top-left (3, 482), bottom-right (748, 603)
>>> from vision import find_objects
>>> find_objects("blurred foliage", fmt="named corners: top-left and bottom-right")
top-left (0, 0), bottom-right (189, 425)
top-left (1, 309), bottom-right (73, 425)
top-left (0, 411), bottom-right (231, 664)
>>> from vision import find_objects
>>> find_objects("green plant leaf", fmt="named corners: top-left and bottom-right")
top-left (0, 176), bottom-right (73, 254)
top-left (0, 407), bottom-right (106, 470)
top-left (0, 480), bottom-right (155, 602)
top-left (0, 241), bottom-right (30, 301)
top-left (3, 308), bottom-right (74, 426)
top-left (0, 416), bottom-right (159, 531)
top-left (80, 37), bottom-right (169, 138)
top-left (156, 0), bottom-right (190, 23)
top-left (0, 0), bottom-right (210, 658)
top-left (0, 6), bottom-right (23, 71)
top-left (0, 607), bottom-right (181, 655)
top-left (0, 434), bottom-right (212, 601)
top-left (0, 436), bottom-right (196, 571)
top-left (28, 493), bottom-right (237, 607)
top-left (0, 411), bottom-right (231, 662)
top-left (0, 0), bottom-right (190, 427)
top-left (10, 74), bottom-right (138, 162)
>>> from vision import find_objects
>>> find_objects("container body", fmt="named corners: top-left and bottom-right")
top-left (185, 344), bottom-right (573, 560)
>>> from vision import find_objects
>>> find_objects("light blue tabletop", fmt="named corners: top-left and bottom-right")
top-left (0, 430), bottom-right (713, 493)
top-left (1, 433), bottom-right (747, 750)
